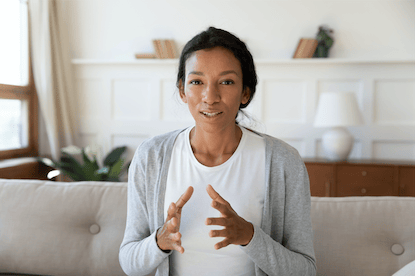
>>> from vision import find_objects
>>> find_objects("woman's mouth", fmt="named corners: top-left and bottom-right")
top-left (201, 111), bottom-right (222, 117)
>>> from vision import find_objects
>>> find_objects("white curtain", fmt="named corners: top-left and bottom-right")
top-left (28, 0), bottom-right (78, 160)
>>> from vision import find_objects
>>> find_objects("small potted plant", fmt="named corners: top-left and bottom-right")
top-left (39, 145), bottom-right (130, 182)
top-left (313, 25), bottom-right (334, 58)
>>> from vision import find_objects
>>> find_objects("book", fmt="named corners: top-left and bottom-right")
top-left (293, 38), bottom-right (318, 58)
top-left (170, 40), bottom-right (178, 58)
top-left (165, 40), bottom-right (177, 58)
top-left (152, 39), bottom-right (178, 59)
top-left (135, 53), bottom-right (157, 59)
top-left (152, 40), bottom-right (163, 59)
top-left (160, 40), bottom-right (169, 58)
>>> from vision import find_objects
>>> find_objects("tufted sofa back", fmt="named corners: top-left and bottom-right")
top-left (311, 196), bottom-right (415, 276)
top-left (0, 179), bottom-right (127, 276)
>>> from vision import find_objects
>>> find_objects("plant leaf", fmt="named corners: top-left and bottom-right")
top-left (59, 154), bottom-right (86, 180)
top-left (108, 158), bottom-right (125, 181)
top-left (81, 149), bottom-right (101, 181)
top-left (103, 146), bottom-right (127, 167)
top-left (53, 163), bottom-right (84, 181)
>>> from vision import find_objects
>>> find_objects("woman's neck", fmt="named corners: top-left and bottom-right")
top-left (189, 124), bottom-right (242, 167)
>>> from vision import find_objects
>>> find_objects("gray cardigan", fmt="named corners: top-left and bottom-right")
top-left (119, 128), bottom-right (316, 276)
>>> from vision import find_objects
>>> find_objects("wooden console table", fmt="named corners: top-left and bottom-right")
top-left (304, 158), bottom-right (415, 197)
top-left (0, 158), bottom-right (52, 180)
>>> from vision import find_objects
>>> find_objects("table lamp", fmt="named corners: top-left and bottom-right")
top-left (314, 92), bottom-right (363, 161)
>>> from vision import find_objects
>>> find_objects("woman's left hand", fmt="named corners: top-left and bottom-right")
top-left (205, 184), bottom-right (254, 250)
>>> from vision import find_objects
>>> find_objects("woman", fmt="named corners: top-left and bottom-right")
top-left (119, 27), bottom-right (316, 276)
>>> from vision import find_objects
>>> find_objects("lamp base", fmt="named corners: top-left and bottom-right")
top-left (321, 127), bottom-right (354, 161)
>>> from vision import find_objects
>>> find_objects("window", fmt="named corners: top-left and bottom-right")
top-left (0, 0), bottom-right (38, 160)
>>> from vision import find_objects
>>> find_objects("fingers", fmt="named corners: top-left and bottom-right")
top-left (205, 217), bottom-right (228, 226)
top-left (214, 239), bottom-right (231, 250)
top-left (205, 185), bottom-right (253, 249)
top-left (210, 200), bottom-right (233, 216)
top-left (176, 186), bottom-right (194, 210)
top-left (165, 202), bottom-right (179, 222)
top-left (166, 186), bottom-right (193, 221)
top-left (166, 230), bottom-right (185, 254)
top-left (167, 216), bottom-right (179, 232)
top-left (157, 218), bottom-right (185, 254)
top-left (158, 186), bottom-right (193, 254)
top-left (166, 222), bottom-right (185, 253)
top-left (208, 228), bottom-right (227, 238)
top-left (206, 184), bottom-right (226, 204)
top-left (172, 243), bottom-right (185, 254)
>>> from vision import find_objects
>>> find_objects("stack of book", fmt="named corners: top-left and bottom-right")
top-left (293, 38), bottom-right (318, 58)
top-left (152, 39), bottom-right (178, 59)
top-left (135, 39), bottom-right (178, 59)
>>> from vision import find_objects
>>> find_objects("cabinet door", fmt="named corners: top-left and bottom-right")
top-left (400, 167), bottom-right (415, 196)
top-left (337, 165), bottom-right (395, 196)
top-left (305, 164), bottom-right (335, 197)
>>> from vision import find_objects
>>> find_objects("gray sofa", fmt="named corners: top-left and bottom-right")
top-left (0, 179), bottom-right (414, 275)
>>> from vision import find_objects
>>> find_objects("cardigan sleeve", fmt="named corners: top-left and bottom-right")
top-left (119, 146), bottom-right (171, 276)
top-left (240, 145), bottom-right (317, 276)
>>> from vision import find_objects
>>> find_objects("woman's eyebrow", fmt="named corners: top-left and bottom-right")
top-left (188, 70), bottom-right (240, 77)
top-left (188, 71), bottom-right (204, 76)
top-left (219, 70), bottom-right (239, 77)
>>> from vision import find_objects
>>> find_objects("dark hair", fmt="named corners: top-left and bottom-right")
top-left (176, 27), bottom-right (257, 109)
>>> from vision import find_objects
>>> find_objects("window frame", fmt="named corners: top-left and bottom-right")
top-left (0, 51), bottom-right (38, 160)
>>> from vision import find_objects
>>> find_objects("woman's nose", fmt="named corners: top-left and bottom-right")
top-left (203, 83), bottom-right (220, 104)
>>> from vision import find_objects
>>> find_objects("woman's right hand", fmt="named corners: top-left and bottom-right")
top-left (156, 186), bottom-right (194, 254)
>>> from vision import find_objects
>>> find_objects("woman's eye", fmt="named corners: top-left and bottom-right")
top-left (190, 80), bottom-right (202, 85)
top-left (221, 80), bottom-right (234, 85)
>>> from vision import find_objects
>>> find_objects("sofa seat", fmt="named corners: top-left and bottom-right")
top-left (0, 179), bottom-right (414, 275)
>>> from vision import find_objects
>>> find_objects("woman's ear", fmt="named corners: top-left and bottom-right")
top-left (178, 79), bottom-right (187, 103)
top-left (241, 87), bottom-right (251, 105)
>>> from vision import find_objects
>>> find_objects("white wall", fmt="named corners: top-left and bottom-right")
top-left (43, 0), bottom-right (415, 162)
top-left (60, 0), bottom-right (415, 60)
top-left (72, 59), bottom-right (415, 162)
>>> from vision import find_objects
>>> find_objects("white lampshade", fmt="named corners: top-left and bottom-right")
top-left (314, 92), bottom-right (364, 161)
top-left (314, 92), bottom-right (363, 127)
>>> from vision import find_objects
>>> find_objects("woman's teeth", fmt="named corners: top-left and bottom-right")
top-left (202, 112), bottom-right (221, 117)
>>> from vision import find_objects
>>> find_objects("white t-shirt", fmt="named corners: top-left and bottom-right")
top-left (164, 126), bottom-right (266, 276)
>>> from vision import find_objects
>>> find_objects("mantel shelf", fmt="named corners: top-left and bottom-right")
top-left (72, 58), bottom-right (415, 66)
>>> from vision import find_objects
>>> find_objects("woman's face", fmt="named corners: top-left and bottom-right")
top-left (179, 47), bottom-right (250, 133)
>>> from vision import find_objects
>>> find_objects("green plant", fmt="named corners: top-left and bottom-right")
top-left (39, 145), bottom-right (130, 182)
top-left (313, 25), bottom-right (334, 58)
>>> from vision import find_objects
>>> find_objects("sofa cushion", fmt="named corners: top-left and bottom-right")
top-left (0, 179), bottom-right (127, 276)
top-left (311, 196), bottom-right (415, 276)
